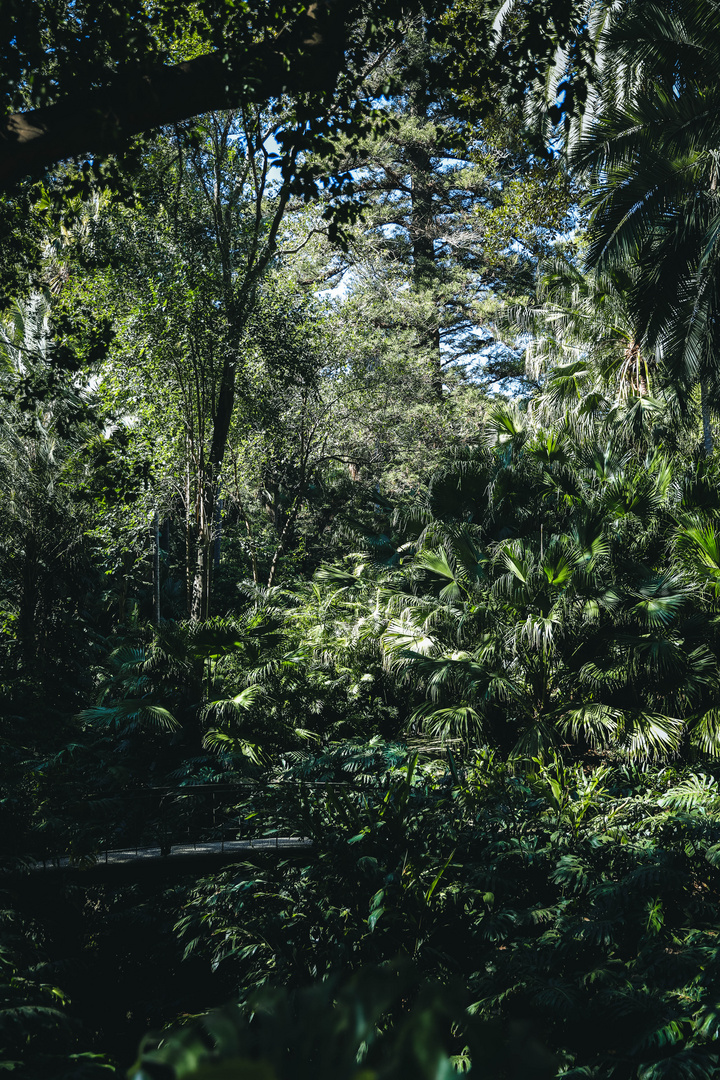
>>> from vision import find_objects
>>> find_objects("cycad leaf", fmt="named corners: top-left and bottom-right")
top-left (77, 700), bottom-right (179, 731)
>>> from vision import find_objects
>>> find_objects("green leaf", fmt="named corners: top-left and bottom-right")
top-left (425, 850), bottom-right (455, 904)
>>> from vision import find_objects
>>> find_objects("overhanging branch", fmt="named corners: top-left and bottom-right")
top-left (0, 5), bottom-right (346, 189)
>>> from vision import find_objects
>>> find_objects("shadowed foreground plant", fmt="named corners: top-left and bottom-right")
top-left (0, 894), bottom-right (114, 1079)
top-left (128, 963), bottom-right (557, 1080)
top-left (171, 753), bottom-right (720, 1079)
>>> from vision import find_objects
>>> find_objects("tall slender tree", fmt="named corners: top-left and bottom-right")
top-left (100, 110), bottom-right (299, 618)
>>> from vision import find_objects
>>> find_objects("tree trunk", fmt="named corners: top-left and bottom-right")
top-left (407, 70), bottom-right (442, 399)
top-left (19, 528), bottom-right (37, 666)
top-left (266, 497), bottom-right (302, 588)
top-left (188, 370), bottom-right (232, 621)
top-left (233, 471), bottom-right (259, 584)
top-left (190, 536), bottom-right (211, 621)
top-left (187, 354), bottom-right (236, 621)
top-left (153, 509), bottom-right (161, 625)
top-left (190, 466), bottom-right (214, 621)
top-left (702, 379), bottom-right (714, 456)
top-left (213, 497), bottom-right (223, 569)
top-left (185, 452), bottom-right (193, 615)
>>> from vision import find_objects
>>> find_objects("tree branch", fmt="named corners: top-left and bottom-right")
top-left (0, 6), bottom-right (346, 189)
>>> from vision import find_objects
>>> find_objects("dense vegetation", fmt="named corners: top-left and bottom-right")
top-left (5, 2), bottom-right (720, 1078)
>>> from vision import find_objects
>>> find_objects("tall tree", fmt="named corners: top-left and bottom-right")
top-left (304, 23), bottom-right (572, 399)
top-left (99, 110), bottom-right (298, 618)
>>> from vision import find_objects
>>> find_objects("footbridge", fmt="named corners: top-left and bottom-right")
top-left (4, 782), bottom-right (326, 883)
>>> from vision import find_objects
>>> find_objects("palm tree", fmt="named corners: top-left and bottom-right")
top-left (379, 428), bottom-right (719, 761)
top-left (0, 296), bottom-right (99, 677)
top-left (573, 0), bottom-right (720, 453)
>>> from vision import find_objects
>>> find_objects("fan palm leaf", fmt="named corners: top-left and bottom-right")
top-left (573, 0), bottom-right (720, 435)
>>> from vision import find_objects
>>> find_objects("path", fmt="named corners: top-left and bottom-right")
top-left (32, 836), bottom-right (313, 872)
